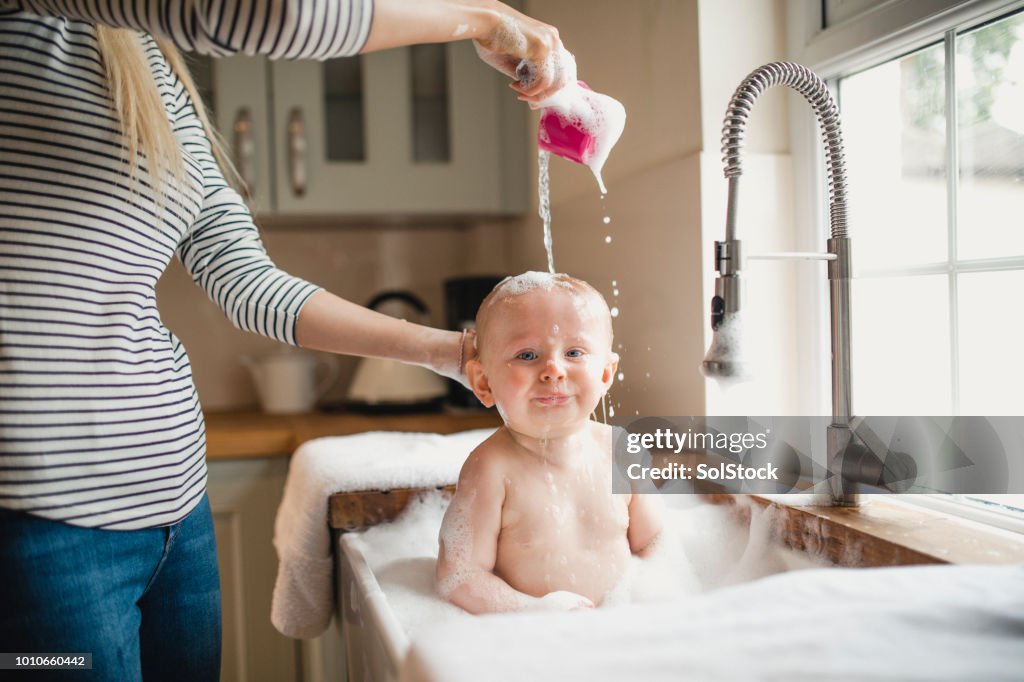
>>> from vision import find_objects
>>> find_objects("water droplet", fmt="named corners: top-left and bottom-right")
top-left (602, 216), bottom-right (611, 224)
top-left (612, 288), bottom-right (619, 297)
top-left (604, 235), bottom-right (612, 244)
top-left (617, 372), bottom-right (625, 381)
top-left (610, 307), bottom-right (619, 317)
top-left (609, 405), bottom-right (616, 417)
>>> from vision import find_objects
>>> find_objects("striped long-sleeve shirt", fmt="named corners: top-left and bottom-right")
top-left (0, 0), bottom-right (373, 529)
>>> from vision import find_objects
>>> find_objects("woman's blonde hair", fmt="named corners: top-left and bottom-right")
top-left (94, 26), bottom-right (240, 196)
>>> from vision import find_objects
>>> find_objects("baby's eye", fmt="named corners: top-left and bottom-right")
top-left (566, 349), bottom-right (585, 358)
top-left (516, 351), bottom-right (538, 361)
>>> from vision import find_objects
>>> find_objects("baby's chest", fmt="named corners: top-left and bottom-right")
top-left (502, 475), bottom-right (630, 540)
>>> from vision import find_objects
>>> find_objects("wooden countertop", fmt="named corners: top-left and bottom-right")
top-left (204, 409), bottom-right (501, 460)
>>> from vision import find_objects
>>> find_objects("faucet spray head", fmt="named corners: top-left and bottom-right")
top-left (700, 239), bottom-right (751, 381)
top-left (700, 308), bottom-right (751, 381)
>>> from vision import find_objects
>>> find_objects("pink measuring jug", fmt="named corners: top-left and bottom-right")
top-left (537, 81), bottom-right (595, 165)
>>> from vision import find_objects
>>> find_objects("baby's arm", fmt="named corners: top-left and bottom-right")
top-left (436, 446), bottom-right (592, 613)
top-left (627, 491), bottom-right (665, 557)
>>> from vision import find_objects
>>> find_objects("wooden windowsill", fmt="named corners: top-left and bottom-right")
top-left (705, 494), bottom-right (1024, 567)
top-left (328, 488), bottom-right (1024, 568)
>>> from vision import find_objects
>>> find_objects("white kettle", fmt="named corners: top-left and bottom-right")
top-left (242, 351), bottom-right (339, 414)
top-left (346, 291), bottom-right (448, 412)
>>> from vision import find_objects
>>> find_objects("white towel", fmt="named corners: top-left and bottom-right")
top-left (270, 428), bottom-right (494, 639)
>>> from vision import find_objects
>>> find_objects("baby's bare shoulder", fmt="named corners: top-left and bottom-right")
top-left (457, 429), bottom-right (516, 487)
top-left (587, 420), bottom-right (617, 453)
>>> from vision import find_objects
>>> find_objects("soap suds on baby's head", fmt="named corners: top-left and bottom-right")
top-left (474, 272), bottom-right (613, 355)
top-left (493, 271), bottom-right (576, 297)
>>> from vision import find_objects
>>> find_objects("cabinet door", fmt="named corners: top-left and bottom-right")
top-left (207, 458), bottom-right (299, 682)
top-left (211, 56), bottom-right (276, 215)
top-left (270, 42), bottom-right (516, 215)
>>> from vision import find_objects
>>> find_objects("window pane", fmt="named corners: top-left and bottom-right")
top-left (957, 12), bottom-right (1024, 260)
top-left (841, 44), bottom-right (948, 269)
top-left (958, 269), bottom-right (1024, 414)
top-left (852, 275), bottom-right (951, 414)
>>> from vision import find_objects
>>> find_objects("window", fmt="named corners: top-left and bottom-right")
top-left (840, 10), bottom-right (1024, 417)
top-left (827, 7), bottom-right (1024, 520)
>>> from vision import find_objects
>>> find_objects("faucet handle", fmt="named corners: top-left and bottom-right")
top-left (714, 239), bottom-right (742, 275)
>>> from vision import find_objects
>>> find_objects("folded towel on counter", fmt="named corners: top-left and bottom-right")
top-left (270, 428), bottom-right (494, 639)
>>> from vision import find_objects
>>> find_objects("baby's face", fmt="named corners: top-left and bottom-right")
top-left (470, 287), bottom-right (618, 439)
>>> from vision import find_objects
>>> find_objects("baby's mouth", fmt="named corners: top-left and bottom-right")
top-left (533, 394), bottom-right (572, 406)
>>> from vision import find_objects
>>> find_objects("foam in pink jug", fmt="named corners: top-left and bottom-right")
top-left (538, 81), bottom-right (596, 164)
top-left (533, 79), bottom-right (626, 194)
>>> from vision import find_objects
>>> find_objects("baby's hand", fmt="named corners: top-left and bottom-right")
top-left (533, 590), bottom-right (595, 611)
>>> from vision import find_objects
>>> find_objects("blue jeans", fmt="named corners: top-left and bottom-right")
top-left (0, 495), bottom-right (221, 681)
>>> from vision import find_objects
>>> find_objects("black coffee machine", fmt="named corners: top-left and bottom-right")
top-left (444, 275), bottom-right (505, 409)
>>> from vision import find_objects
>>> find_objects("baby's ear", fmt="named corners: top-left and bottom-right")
top-left (601, 352), bottom-right (620, 386)
top-left (466, 359), bottom-right (495, 408)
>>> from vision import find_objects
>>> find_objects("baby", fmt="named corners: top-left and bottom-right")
top-left (436, 272), bottom-right (663, 613)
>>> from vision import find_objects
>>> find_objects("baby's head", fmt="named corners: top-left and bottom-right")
top-left (467, 272), bottom-right (619, 437)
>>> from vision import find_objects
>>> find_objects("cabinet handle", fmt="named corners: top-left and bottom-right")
top-left (232, 108), bottom-right (255, 199)
top-left (287, 108), bottom-right (307, 197)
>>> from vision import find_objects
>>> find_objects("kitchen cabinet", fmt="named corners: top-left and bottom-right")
top-left (207, 457), bottom-right (300, 682)
top-left (190, 41), bottom-right (528, 217)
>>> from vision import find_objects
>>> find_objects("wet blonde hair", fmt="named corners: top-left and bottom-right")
top-left (94, 26), bottom-right (239, 195)
top-left (474, 272), bottom-right (614, 357)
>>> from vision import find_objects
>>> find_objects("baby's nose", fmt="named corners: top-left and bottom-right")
top-left (540, 358), bottom-right (566, 382)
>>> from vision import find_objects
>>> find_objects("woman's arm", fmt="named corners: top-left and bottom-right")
top-left (3, 0), bottom-right (567, 99)
top-left (363, 0), bottom-right (567, 102)
top-left (1, 0), bottom-right (374, 58)
top-left (295, 290), bottom-right (475, 383)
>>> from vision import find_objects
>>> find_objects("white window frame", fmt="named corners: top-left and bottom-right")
top-left (787, 0), bottom-right (1024, 526)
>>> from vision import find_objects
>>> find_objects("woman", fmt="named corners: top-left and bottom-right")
top-left (0, 0), bottom-right (566, 678)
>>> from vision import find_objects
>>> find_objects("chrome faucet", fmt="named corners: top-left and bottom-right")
top-left (700, 62), bottom-right (858, 506)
